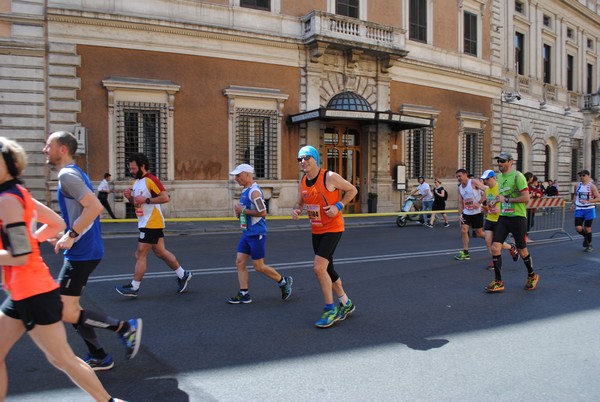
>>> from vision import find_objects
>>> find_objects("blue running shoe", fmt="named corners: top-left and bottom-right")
top-left (83, 354), bottom-right (114, 371)
top-left (177, 271), bottom-right (192, 293)
top-left (119, 318), bottom-right (143, 360)
top-left (280, 276), bottom-right (293, 301)
top-left (337, 299), bottom-right (355, 321)
top-left (227, 292), bottom-right (252, 304)
top-left (315, 307), bottom-right (340, 328)
top-left (115, 283), bottom-right (138, 297)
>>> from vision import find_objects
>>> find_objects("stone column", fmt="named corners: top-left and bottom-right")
top-left (371, 122), bottom-right (394, 212)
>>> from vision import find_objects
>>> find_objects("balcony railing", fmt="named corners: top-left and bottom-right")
top-left (301, 10), bottom-right (406, 53)
top-left (583, 93), bottom-right (600, 111)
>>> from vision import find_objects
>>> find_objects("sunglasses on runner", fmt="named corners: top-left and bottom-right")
top-left (496, 159), bottom-right (507, 164)
top-left (297, 155), bottom-right (313, 162)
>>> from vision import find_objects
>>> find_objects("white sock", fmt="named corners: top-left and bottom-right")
top-left (131, 280), bottom-right (141, 290)
top-left (175, 267), bottom-right (185, 278)
top-left (338, 294), bottom-right (349, 305)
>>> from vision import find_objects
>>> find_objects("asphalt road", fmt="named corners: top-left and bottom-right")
top-left (4, 214), bottom-right (600, 401)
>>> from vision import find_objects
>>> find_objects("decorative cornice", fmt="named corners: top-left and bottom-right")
top-left (398, 57), bottom-right (505, 88)
top-left (47, 10), bottom-right (299, 50)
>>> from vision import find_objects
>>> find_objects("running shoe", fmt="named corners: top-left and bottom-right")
top-left (425, 223), bottom-right (433, 228)
top-left (119, 318), bottom-right (143, 360)
top-left (454, 250), bottom-right (470, 260)
top-left (280, 276), bottom-right (293, 300)
top-left (509, 244), bottom-right (519, 262)
top-left (115, 283), bottom-right (139, 298)
top-left (486, 261), bottom-right (495, 271)
top-left (585, 245), bottom-right (593, 253)
top-left (444, 223), bottom-right (450, 228)
top-left (315, 307), bottom-right (340, 328)
top-left (83, 354), bottom-right (114, 371)
top-left (524, 273), bottom-right (540, 291)
top-left (227, 292), bottom-right (252, 304)
top-left (337, 299), bottom-right (355, 321)
top-left (485, 280), bottom-right (505, 293)
top-left (176, 271), bottom-right (192, 293)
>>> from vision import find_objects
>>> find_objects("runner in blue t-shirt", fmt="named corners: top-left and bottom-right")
top-left (44, 131), bottom-right (141, 371)
top-left (226, 164), bottom-right (293, 304)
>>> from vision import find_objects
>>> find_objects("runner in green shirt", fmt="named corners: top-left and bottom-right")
top-left (486, 152), bottom-right (539, 293)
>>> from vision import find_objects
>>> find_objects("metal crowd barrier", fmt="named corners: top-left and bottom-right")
top-left (526, 196), bottom-right (573, 240)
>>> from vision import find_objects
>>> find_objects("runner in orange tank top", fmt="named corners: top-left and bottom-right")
top-left (292, 145), bottom-right (358, 328)
top-left (0, 136), bottom-right (126, 401)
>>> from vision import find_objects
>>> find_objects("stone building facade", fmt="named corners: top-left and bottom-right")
top-left (1, 0), bottom-right (598, 216)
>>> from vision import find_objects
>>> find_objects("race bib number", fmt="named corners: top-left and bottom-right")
top-left (487, 197), bottom-right (499, 215)
top-left (501, 202), bottom-right (514, 213)
top-left (306, 204), bottom-right (323, 226)
top-left (464, 198), bottom-right (475, 210)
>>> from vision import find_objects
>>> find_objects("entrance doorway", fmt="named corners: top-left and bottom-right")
top-left (324, 124), bottom-right (361, 213)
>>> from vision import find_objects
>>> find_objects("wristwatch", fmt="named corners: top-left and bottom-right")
top-left (68, 229), bottom-right (79, 238)
top-left (145, 197), bottom-right (151, 204)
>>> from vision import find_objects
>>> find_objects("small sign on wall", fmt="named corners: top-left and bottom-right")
top-left (396, 165), bottom-right (406, 190)
top-left (74, 125), bottom-right (87, 155)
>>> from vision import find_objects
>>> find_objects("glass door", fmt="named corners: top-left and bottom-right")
top-left (324, 124), bottom-right (361, 213)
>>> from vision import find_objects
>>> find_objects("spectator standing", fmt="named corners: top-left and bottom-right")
top-left (97, 172), bottom-right (116, 219)
top-left (545, 180), bottom-right (559, 196)
top-left (116, 152), bottom-right (192, 297)
top-left (524, 172), bottom-right (543, 237)
top-left (428, 179), bottom-right (449, 227)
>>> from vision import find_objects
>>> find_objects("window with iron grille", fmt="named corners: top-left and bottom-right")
top-left (571, 139), bottom-right (583, 182)
top-left (236, 109), bottom-right (278, 179)
top-left (409, 0), bottom-right (427, 43)
top-left (240, 0), bottom-right (270, 11)
top-left (406, 127), bottom-right (433, 179)
top-left (116, 101), bottom-right (168, 180)
top-left (336, 0), bottom-right (359, 18)
top-left (461, 129), bottom-right (483, 176)
top-left (464, 11), bottom-right (478, 56)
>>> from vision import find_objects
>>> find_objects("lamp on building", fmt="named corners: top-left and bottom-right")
top-left (500, 91), bottom-right (519, 154)
top-left (502, 91), bottom-right (521, 102)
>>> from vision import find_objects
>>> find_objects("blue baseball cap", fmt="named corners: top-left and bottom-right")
top-left (480, 169), bottom-right (496, 180)
top-left (297, 145), bottom-right (320, 165)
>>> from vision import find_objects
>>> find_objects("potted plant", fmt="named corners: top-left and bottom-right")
top-left (367, 192), bottom-right (378, 213)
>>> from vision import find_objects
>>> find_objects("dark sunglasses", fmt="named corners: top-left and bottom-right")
top-left (496, 159), bottom-right (507, 164)
top-left (297, 155), bottom-right (313, 162)
top-left (579, 174), bottom-right (587, 177)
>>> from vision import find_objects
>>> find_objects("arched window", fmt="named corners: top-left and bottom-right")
top-left (516, 142), bottom-right (524, 172)
top-left (544, 145), bottom-right (551, 181)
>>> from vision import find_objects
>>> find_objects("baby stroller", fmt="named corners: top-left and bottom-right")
top-left (396, 195), bottom-right (423, 227)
